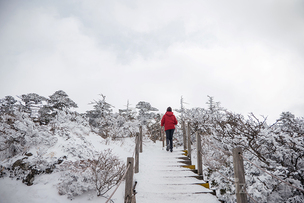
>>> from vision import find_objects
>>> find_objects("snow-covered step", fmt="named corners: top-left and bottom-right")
top-left (136, 191), bottom-right (218, 203)
top-left (137, 183), bottom-right (212, 193)
top-left (134, 141), bottom-right (220, 203)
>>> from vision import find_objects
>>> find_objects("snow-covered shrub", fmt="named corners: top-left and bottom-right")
top-left (0, 110), bottom-right (58, 161)
top-left (90, 149), bottom-right (126, 196)
top-left (58, 149), bottom-right (125, 199)
top-left (0, 92), bottom-right (97, 188)
top-left (87, 95), bottom-right (142, 139)
top-left (183, 96), bottom-right (304, 203)
top-left (119, 102), bottom-right (140, 138)
top-left (123, 119), bottom-right (141, 138)
top-left (9, 155), bottom-right (65, 186)
top-left (146, 113), bottom-right (162, 142)
top-left (58, 163), bottom-right (95, 199)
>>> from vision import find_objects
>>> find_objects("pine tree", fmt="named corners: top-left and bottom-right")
top-left (136, 101), bottom-right (158, 125)
top-left (49, 90), bottom-right (78, 110)
top-left (86, 94), bottom-right (114, 138)
top-left (0, 96), bottom-right (17, 115)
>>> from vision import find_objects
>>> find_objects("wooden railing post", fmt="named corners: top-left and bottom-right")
top-left (196, 132), bottom-right (203, 176)
top-left (233, 147), bottom-right (247, 203)
top-left (187, 122), bottom-right (192, 164)
top-left (125, 157), bottom-right (134, 203)
top-left (182, 120), bottom-right (187, 150)
top-left (135, 133), bottom-right (139, 173)
top-left (161, 126), bottom-right (165, 148)
top-left (139, 126), bottom-right (143, 153)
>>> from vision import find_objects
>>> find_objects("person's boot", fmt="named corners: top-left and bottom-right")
top-left (170, 148), bottom-right (173, 152)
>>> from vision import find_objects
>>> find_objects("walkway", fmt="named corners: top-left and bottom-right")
top-left (134, 141), bottom-right (220, 203)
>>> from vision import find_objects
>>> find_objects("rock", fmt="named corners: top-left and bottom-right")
top-left (25, 152), bottom-right (33, 156)
top-left (8, 144), bottom-right (18, 158)
top-left (57, 156), bottom-right (67, 164)
top-left (23, 170), bottom-right (35, 186)
top-left (0, 166), bottom-right (6, 178)
top-left (45, 167), bottom-right (53, 174)
top-left (12, 158), bottom-right (29, 170)
top-left (23, 168), bottom-right (41, 186)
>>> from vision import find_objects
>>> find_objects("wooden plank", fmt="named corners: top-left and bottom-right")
top-left (187, 122), bottom-right (192, 164)
top-left (196, 132), bottom-right (202, 176)
top-left (233, 147), bottom-right (247, 203)
top-left (125, 157), bottom-right (134, 203)
top-left (182, 120), bottom-right (187, 150)
top-left (135, 133), bottom-right (139, 173)
top-left (139, 126), bottom-right (143, 153)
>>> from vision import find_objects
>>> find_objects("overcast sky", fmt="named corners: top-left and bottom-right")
top-left (0, 0), bottom-right (303, 123)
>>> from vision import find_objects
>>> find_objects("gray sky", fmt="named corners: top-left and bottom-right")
top-left (1, 0), bottom-right (303, 123)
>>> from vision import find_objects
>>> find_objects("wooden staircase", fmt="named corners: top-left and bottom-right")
top-left (134, 142), bottom-right (220, 203)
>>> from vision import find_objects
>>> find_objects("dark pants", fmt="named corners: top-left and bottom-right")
top-left (165, 129), bottom-right (175, 150)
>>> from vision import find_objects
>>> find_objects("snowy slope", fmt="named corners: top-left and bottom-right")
top-left (0, 133), bottom-right (135, 203)
top-left (0, 137), bottom-right (221, 203)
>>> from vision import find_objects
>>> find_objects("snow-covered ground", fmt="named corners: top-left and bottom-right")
top-left (134, 141), bottom-right (220, 203)
top-left (0, 138), bottom-right (220, 203)
top-left (0, 133), bottom-right (133, 203)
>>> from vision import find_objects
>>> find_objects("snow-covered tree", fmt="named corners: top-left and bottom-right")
top-left (116, 101), bottom-right (139, 138)
top-left (135, 101), bottom-right (159, 140)
top-left (38, 90), bottom-right (78, 125)
top-left (0, 96), bottom-right (17, 115)
top-left (2, 92), bottom-right (304, 202)
top-left (86, 94), bottom-right (114, 138)
top-left (19, 93), bottom-right (47, 105)
top-left (146, 113), bottom-right (162, 142)
top-left (181, 96), bottom-right (304, 202)
top-left (49, 90), bottom-right (78, 110)
top-left (136, 101), bottom-right (158, 126)
top-left (119, 100), bottom-right (136, 120)
top-left (18, 93), bottom-right (47, 120)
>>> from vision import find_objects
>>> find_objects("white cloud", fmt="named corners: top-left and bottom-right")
top-left (0, 0), bottom-right (303, 123)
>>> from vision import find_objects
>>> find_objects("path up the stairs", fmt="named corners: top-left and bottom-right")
top-left (134, 141), bottom-right (220, 203)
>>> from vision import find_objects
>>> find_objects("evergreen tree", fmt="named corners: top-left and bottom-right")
top-left (49, 90), bottom-right (78, 110)
top-left (20, 93), bottom-right (47, 105)
top-left (136, 101), bottom-right (158, 125)
top-left (119, 100), bottom-right (136, 121)
top-left (19, 93), bottom-right (47, 119)
top-left (86, 94), bottom-right (114, 138)
top-left (0, 96), bottom-right (17, 115)
top-left (37, 90), bottom-right (78, 125)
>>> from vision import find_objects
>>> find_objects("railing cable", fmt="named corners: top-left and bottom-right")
top-left (105, 162), bottom-right (131, 203)
top-left (200, 134), bottom-right (301, 202)
top-left (201, 140), bottom-right (258, 202)
top-left (105, 134), bottom-right (138, 203)
top-left (244, 189), bottom-right (258, 203)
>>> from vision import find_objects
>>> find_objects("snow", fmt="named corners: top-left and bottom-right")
top-left (1, 94), bottom-right (304, 203)
top-left (0, 138), bottom-right (220, 203)
top-left (134, 140), bottom-right (220, 203)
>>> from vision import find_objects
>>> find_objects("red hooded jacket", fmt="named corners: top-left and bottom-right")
top-left (161, 111), bottom-right (178, 131)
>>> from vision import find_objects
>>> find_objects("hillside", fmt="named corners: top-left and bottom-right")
top-left (1, 92), bottom-right (304, 202)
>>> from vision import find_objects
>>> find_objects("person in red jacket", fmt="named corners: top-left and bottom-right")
top-left (161, 107), bottom-right (178, 152)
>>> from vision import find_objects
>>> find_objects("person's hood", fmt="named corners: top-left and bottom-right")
top-left (165, 111), bottom-right (174, 116)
